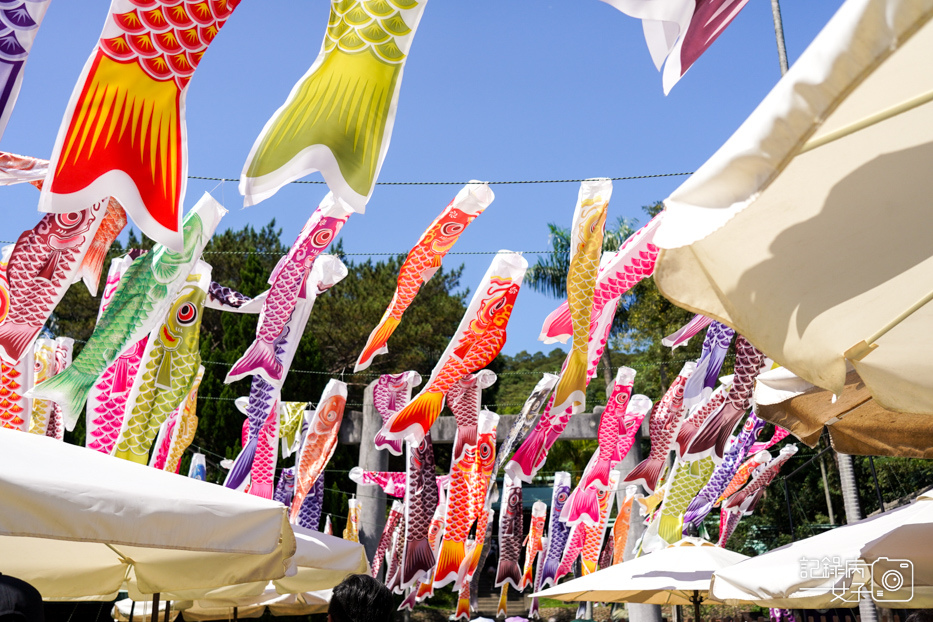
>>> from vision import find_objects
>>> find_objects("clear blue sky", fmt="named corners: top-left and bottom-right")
top-left (0, 0), bottom-right (844, 357)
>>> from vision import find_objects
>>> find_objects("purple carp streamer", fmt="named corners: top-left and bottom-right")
top-left (682, 414), bottom-right (766, 533)
top-left (373, 500), bottom-right (404, 580)
top-left (273, 468), bottom-right (296, 508)
top-left (538, 472), bottom-right (572, 590)
top-left (682, 321), bottom-right (734, 409)
top-left (447, 370), bottom-right (496, 463)
top-left (296, 476), bottom-right (325, 532)
top-left (400, 433), bottom-right (439, 589)
top-left (685, 336), bottom-right (767, 461)
top-left (495, 473), bottom-right (524, 590)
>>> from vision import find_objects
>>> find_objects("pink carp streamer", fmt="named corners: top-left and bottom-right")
top-left (579, 472), bottom-right (619, 575)
top-left (349, 468), bottom-right (450, 499)
top-left (675, 381), bottom-right (732, 459)
top-left (447, 370), bottom-right (497, 463)
top-left (624, 361), bottom-right (696, 493)
top-left (662, 314), bottom-right (714, 349)
top-left (562, 368), bottom-right (640, 527)
top-left (86, 255), bottom-right (147, 454)
top-left (0, 200), bottom-right (108, 363)
top-left (226, 196), bottom-right (351, 385)
top-left (749, 426), bottom-right (791, 454)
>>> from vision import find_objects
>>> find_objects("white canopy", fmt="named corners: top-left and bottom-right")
top-left (533, 538), bottom-right (748, 605)
top-left (711, 491), bottom-right (933, 608)
top-left (652, 0), bottom-right (933, 415)
top-left (0, 429), bottom-right (297, 599)
top-left (113, 588), bottom-right (332, 621)
top-left (149, 526), bottom-right (368, 601)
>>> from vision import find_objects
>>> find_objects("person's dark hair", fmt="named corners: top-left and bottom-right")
top-left (905, 610), bottom-right (933, 622)
top-left (328, 574), bottom-right (393, 622)
top-left (0, 575), bottom-right (44, 621)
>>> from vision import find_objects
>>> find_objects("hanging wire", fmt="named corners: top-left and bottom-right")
top-left (187, 172), bottom-right (693, 186)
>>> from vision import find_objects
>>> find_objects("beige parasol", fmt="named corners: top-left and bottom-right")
top-left (652, 0), bottom-right (933, 415)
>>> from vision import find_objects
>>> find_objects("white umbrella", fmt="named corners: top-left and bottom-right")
top-left (754, 366), bottom-right (933, 457)
top-left (0, 429), bottom-right (297, 600)
top-left (174, 589), bottom-right (330, 621)
top-left (533, 538), bottom-right (748, 620)
top-left (651, 0), bottom-right (933, 415)
top-left (711, 491), bottom-right (933, 608)
top-left (149, 526), bottom-right (368, 601)
top-left (112, 598), bottom-right (191, 622)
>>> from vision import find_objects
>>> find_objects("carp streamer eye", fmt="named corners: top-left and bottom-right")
top-left (310, 227), bottom-right (334, 248)
top-left (440, 221), bottom-right (464, 236)
top-left (479, 441), bottom-right (493, 461)
top-left (56, 212), bottom-right (84, 228)
top-left (557, 491), bottom-right (568, 504)
top-left (176, 302), bottom-right (198, 325)
top-left (322, 404), bottom-right (340, 423)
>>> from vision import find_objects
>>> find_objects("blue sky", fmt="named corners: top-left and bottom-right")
top-left (0, 0), bottom-right (844, 356)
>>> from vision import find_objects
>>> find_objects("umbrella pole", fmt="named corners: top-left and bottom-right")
top-left (782, 479), bottom-right (795, 539)
top-left (152, 593), bottom-right (160, 622)
top-left (129, 600), bottom-right (135, 622)
top-left (233, 606), bottom-right (238, 622)
top-left (868, 456), bottom-right (885, 512)
top-left (691, 590), bottom-right (703, 622)
top-left (163, 600), bottom-right (171, 622)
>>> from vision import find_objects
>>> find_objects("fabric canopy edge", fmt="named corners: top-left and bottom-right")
top-left (654, 0), bottom-right (933, 251)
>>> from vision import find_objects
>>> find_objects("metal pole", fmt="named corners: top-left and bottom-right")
top-left (620, 426), bottom-right (663, 622)
top-left (770, 0), bottom-right (790, 75)
top-left (151, 593), bottom-right (160, 622)
top-left (783, 479), bottom-right (795, 539)
top-left (129, 601), bottom-right (135, 622)
top-left (818, 442), bottom-right (836, 524)
top-left (868, 456), bottom-right (885, 512)
top-left (163, 601), bottom-right (171, 622)
top-left (692, 590), bottom-right (703, 622)
top-left (233, 606), bottom-right (238, 622)
top-left (356, 380), bottom-right (388, 567)
top-left (836, 452), bottom-right (878, 622)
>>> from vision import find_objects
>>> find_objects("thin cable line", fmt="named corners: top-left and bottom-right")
top-left (188, 172), bottom-right (693, 186)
